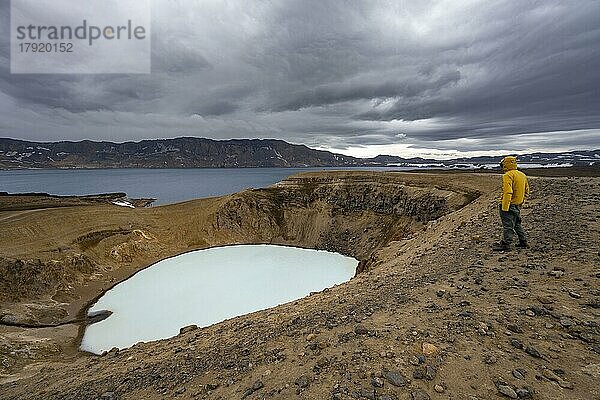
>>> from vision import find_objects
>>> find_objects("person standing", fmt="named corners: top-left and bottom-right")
top-left (492, 156), bottom-right (530, 251)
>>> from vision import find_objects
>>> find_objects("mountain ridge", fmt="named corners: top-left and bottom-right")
top-left (0, 137), bottom-right (598, 169)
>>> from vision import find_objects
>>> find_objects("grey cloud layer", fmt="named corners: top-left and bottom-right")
top-left (1, 0), bottom-right (599, 156)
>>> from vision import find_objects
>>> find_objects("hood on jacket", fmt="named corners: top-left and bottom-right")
top-left (501, 156), bottom-right (518, 171)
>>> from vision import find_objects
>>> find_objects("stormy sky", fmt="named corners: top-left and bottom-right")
top-left (1, 0), bottom-right (599, 158)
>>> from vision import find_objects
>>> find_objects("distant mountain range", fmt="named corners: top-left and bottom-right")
top-left (0, 137), bottom-right (598, 169)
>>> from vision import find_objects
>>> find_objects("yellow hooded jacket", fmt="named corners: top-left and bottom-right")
top-left (499, 156), bottom-right (530, 211)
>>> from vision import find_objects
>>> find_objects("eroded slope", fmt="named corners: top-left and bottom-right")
top-left (0, 172), bottom-right (481, 377)
top-left (1, 174), bottom-right (598, 400)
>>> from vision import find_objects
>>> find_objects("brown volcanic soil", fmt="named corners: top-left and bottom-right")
top-left (0, 171), bottom-right (599, 400)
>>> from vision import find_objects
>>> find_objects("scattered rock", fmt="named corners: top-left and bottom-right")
top-left (537, 296), bottom-right (555, 304)
top-left (355, 325), bottom-right (369, 335)
top-left (382, 369), bottom-right (406, 387)
top-left (512, 369), bottom-right (526, 380)
top-left (410, 390), bottom-right (430, 400)
top-left (559, 317), bottom-right (574, 328)
top-left (434, 384), bottom-right (444, 393)
top-left (525, 345), bottom-right (543, 358)
top-left (252, 380), bottom-right (264, 390)
top-left (568, 291), bottom-right (582, 299)
top-left (371, 376), bottom-right (384, 388)
top-left (549, 270), bottom-right (564, 278)
top-left (0, 314), bottom-right (18, 324)
top-left (484, 355), bottom-right (497, 364)
top-left (516, 387), bottom-right (533, 398)
top-left (242, 380), bottom-right (264, 398)
top-left (541, 368), bottom-right (561, 382)
top-left (585, 301), bottom-right (600, 309)
top-left (174, 387), bottom-right (186, 395)
top-left (360, 388), bottom-right (376, 400)
top-left (425, 365), bottom-right (436, 380)
top-left (559, 380), bottom-right (574, 389)
top-left (529, 305), bottom-right (546, 316)
top-left (179, 324), bottom-right (198, 334)
top-left (422, 342), bottom-right (437, 355)
top-left (413, 368), bottom-right (425, 380)
top-left (497, 384), bottom-right (518, 399)
top-left (104, 347), bottom-right (120, 358)
top-left (295, 375), bottom-right (310, 388)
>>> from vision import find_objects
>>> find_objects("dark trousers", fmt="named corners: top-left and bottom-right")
top-left (499, 204), bottom-right (526, 244)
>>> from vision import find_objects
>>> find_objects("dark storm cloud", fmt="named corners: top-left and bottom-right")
top-left (0, 0), bottom-right (599, 157)
top-left (349, 1), bottom-right (600, 144)
top-left (151, 42), bottom-right (211, 74)
top-left (192, 100), bottom-right (239, 116)
top-left (0, 70), bottom-right (165, 112)
top-left (271, 70), bottom-right (461, 112)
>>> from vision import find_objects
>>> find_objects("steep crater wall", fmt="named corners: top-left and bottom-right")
top-left (210, 175), bottom-right (472, 259)
top-left (0, 174), bottom-right (475, 327)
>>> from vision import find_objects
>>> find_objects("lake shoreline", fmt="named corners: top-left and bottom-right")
top-left (80, 245), bottom-right (357, 354)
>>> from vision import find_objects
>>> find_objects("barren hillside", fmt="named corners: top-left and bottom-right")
top-left (0, 172), bottom-right (598, 400)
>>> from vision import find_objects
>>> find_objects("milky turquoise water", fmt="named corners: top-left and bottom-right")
top-left (80, 245), bottom-right (357, 354)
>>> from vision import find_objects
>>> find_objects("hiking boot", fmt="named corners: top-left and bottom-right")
top-left (515, 241), bottom-right (529, 249)
top-left (491, 241), bottom-right (511, 251)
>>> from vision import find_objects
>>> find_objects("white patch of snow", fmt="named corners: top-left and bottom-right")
top-left (386, 163), bottom-right (445, 167)
top-left (273, 149), bottom-right (284, 159)
top-left (519, 163), bottom-right (573, 168)
top-left (112, 200), bottom-right (135, 209)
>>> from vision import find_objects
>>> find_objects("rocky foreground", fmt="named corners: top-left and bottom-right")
top-left (0, 173), bottom-right (598, 400)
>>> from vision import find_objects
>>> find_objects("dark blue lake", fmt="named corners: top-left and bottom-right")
top-left (0, 167), bottom-right (409, 205)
